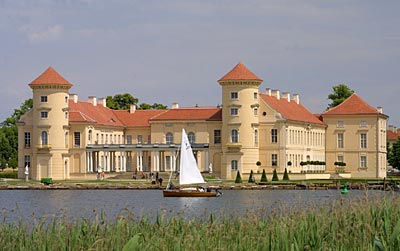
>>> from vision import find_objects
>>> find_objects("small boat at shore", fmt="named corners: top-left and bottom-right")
top-left (163, 129), bottom-right (222, 197)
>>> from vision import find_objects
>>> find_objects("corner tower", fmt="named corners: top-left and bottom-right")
top-left (218, 62), bottom-right (262, 179)
top-left (27, 67), bottom-right (72, 180)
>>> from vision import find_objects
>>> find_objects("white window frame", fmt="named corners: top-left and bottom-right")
top-left (231, 129), bottom-right (238, 143)
top-left (360, 133), bottom-right (367, 148)
top-left (231, 160), bottom-right (238, 171)
top-left (40, 111), bottom-right (48, 119)
top-left (230, 108), bottom-right (239, 116)
top-left (337, 133), bottom-right (344, 148)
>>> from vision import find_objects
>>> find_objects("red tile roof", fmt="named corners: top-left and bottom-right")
top-left (323, 93), bottom-right (380, 115)
top-left (260, 94), bottom-right (325, 125)
top-left (69, 101), bottom-right (124, 126)
top-left (388, 130), bottom-right (400, 141)
top-left (68, 100), bottom-right (221, 127)
top-left (29, 67), bottom-right (73, 87)
top-left (218, 62), bottom-right (262, 82)
top-left (150, 107), bottom-right (222, 121)
top-left (113, 110), bottom-right (167, 127)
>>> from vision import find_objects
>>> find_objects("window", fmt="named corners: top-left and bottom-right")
top-left (88, 130), bottom-right (92, 142)
top-left (40, 111), bottom-right (48, 118)
top-left (254, 92), bottom-right (258, 100)
top-left (272, 154), bottom-right (278, 167)
top-left (188, 132), bottom-right (195, 144)
top-left (360, 156), bottom-right (367, 168)
top-left (254, 107), bottom-right (258, 116)
top-left (231, 129), bottom-right (238, 143)
top-left (74, 132), bottom-right (80, 147)
top-left (137, 135), bottom-right (143, 144)
top-left (360, 133), bottom-right (367, 148)
top-left (231, 92), bottom-right (238, 99)
top-left (166, 132), bottom-right (173, 144)
top-left (230, 108), bottom-right (238, 115)
top-left (41, 131), bottom-right (48, 145)
top-left (360, 121), bottom-right (367, 127)
top-left (231, 160), bottom-right (238, 171)
top-left (166, 156), bottom-right (172, 169)
top-left (271, 129), bottom-right (278, 143)
top-left (24, 132), bottom-right (31, 148)
top-left (254, 129), bottom-right (258, 146)
top-left (105, 134), bottom-right (108, 144)
top-left (65, 112), bottom-right (68, 119)
top-left (65, 96), bottom-right (68, 103)
top-left (337, 133), bottom-right (344, 148)
top-left (24, 155), bottom-right (31, 168)
top-left (337, 155), bottom-right (344, 163)
top-left (214, 130), bottom-right (221, 144)
top-left (40, 96), bottom-right (48, 102)
top-left (337, 121), bottom-right (344, 127)
top-left (126, 135), bottom-right (132, 144)
top-left (65, 132), bottom-right (68, 147)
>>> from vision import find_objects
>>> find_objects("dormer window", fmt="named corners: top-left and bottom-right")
top-left (230, 92), bottom-right (238, 99)
top-left (41, 96), bottom-right (48, 102)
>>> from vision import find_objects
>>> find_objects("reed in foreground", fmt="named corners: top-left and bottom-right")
top-left (1, 195), bottom-right (400, 250)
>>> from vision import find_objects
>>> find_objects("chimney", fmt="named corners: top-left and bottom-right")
top-left (130, 104), bottom-right (136, 114)
top-left (172, 103), bottom-right (179, 109)
top-left (271, 90), bottom-right (280, 100)
top-left (69, 94), bottom-right (78, 103)
top-left (98, 98), bottom-right (107, 108)
top-left (292, 94), bottom-right (300, 104)
top-left (282, 92), bottom-right (290, 102)
top-left (265, 88), bottom-right (272, 96)
top-left (88, 96), bottom-right (97, 106)
top-left (377, 106), bottom-right (383, 113)
top-left (389, 125), bottom-right (396, 132)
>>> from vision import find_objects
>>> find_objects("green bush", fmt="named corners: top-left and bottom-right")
top-left (272, 169), bottom-right (279, 181)
top-left (283, 168), bottom-right (289, 181)
top-left (260, 169), bottom-right (268, 183)
top-left (0, 172), bottom-right (18, 179)
top-left (234, 171), bottom-right (242, 183)
top-left (248, 170), bottom-right (255, 183)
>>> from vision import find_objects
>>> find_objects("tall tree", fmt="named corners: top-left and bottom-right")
top-left (0, 99), bottom-right (33, 127)
top-left (327, 84), bottom-right (354, 109)
top-left (106, 93), bottom-right (167, 110)
top-left (0, 98), bottom-right (32, 169)
top-left (138, 103), bottom-right (167, 110)
top-left (106, 93), bottom-right (138, 110)
top-left (389, 137), bottom-right (400, 169)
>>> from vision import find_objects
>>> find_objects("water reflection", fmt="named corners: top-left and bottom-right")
top-left (0, 189), bottom-right (392, 224)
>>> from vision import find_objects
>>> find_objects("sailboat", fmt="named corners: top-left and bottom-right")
top-left (163, 129), bottom-right (222, 197)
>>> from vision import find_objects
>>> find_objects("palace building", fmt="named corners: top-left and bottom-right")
top-left (17, 63), bottom-right (388, 180)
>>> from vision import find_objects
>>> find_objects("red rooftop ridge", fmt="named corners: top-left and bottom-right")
top-left (29, 66), bottom-right (73, 87)
top-left (323, 93), bottom-right (382, 115)
top-left (218, 62), bottom-right (262, 82)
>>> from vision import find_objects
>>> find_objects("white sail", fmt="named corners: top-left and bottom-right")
top-left (179, 129), bottom-right (205, 185)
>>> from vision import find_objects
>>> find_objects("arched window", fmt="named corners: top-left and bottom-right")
top-left (231, 129), bottom-right (238, 143)
top-left (41, 131), bottom-right (48, 145)
top-left (188, 132), bottom-right (195, 144)
top-left (231, 160), bottom-right (238, 171)
top-left (166, 132), bottom-right (173, 144)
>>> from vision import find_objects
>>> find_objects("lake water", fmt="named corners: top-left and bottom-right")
top-left (0, 189), bottom-right (393, 224)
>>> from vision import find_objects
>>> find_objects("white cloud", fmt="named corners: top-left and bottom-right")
top-left (24, 25), bottom-right (64, 43)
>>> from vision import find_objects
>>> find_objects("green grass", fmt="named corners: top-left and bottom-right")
top-left (1, 194), bottom-right (400, 250)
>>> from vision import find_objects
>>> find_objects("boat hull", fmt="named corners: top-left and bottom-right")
top-left (163, 189), bottom-right (220, 197)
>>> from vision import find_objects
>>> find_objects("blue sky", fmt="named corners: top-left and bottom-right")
top-left (1, 0), bottom-right (399, 126)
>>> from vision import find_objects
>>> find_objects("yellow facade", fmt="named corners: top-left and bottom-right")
top-left (18, 64), bottom-right (388, 180)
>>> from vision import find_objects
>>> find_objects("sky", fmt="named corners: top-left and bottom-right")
top-left (1, 0), bottom-right (399, 126)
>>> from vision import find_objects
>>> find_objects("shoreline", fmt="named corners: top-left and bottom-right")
top-left (0, 180), bottom-right (393, 191)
